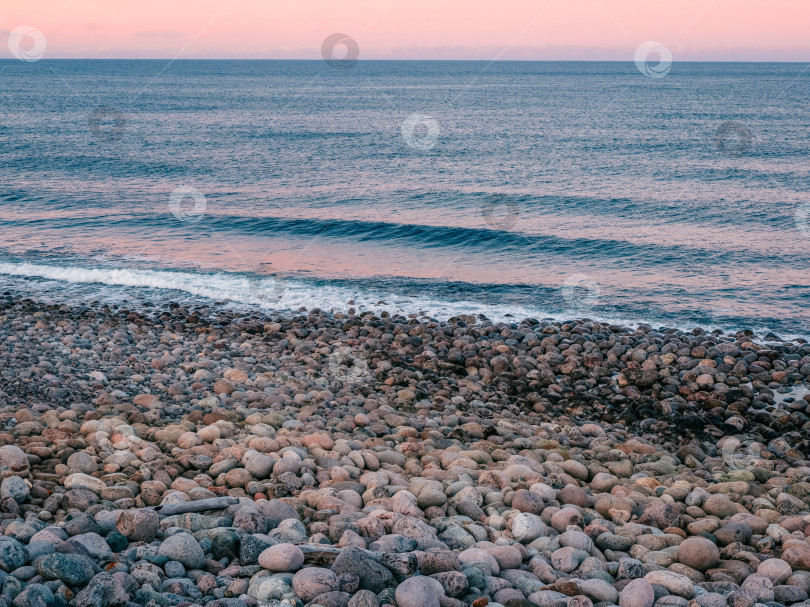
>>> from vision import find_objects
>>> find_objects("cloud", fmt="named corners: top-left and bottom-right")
top-left (135, 30), bottom-right (183, 39)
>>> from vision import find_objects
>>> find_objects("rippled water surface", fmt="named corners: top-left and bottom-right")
top-left (1, 60), bottom-right (809, 333)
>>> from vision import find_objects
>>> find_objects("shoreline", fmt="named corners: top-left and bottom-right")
top-left (2, 263), bottom-right (809, 343)
top-left (0, 290), bottom-right (809, 606)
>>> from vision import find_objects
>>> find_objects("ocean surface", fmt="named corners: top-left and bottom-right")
top-left (1, 60), bottom-right (810, 335)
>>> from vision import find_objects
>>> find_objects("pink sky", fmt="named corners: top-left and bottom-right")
top-left (3, 0), bottom-right (809, 61)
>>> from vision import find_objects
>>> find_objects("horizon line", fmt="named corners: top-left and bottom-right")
top-left (3, 58), bottom-right (809, 63)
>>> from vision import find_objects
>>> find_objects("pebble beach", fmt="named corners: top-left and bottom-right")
top-left (0, 293), bottom-right (809, 607)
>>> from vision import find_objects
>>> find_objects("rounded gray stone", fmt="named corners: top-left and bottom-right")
top-left (395, 576), bottom-right (443, 607)
top-left (620, 578), bottom-right (655, 607)
top-left (34, 553), bottom-right (95, 586)
top-left (0, 476), bottom-right (29, 503)
top-left (158, 532), bottom-right (205, 570)
top-left (291, 567), bottom-right (339, 602)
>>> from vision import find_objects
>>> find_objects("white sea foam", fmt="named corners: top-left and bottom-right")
top-left (0, 261), bottom-right (542, 323)
top-left (0, 261), bottom-right (805, 340)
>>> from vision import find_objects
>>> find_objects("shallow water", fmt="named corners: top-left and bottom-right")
top-left (2, 60), bottom-right (809, 334)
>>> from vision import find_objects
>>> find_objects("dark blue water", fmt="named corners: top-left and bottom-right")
top-left (1, 60), bottom-right (810, 334)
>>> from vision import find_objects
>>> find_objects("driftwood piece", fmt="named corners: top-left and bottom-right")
top-left (32, 472), bottom-right (64, 482)
top-left (297, 544), bottom-right (418, 576)
top-left (153, 497), bottom-right (239, 516)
